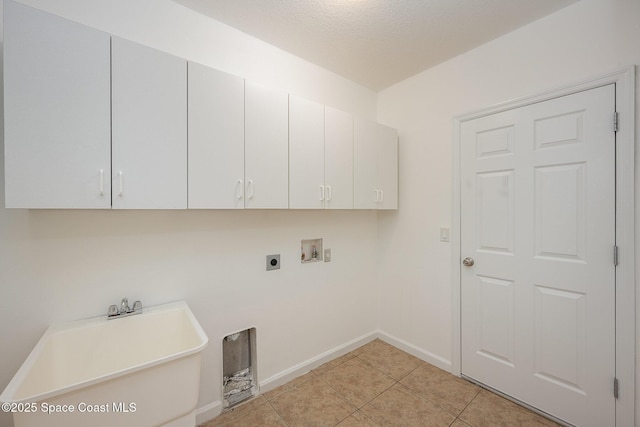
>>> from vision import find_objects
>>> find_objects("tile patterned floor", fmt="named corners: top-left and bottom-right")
top-left (200, 339), bottom-right (560, 427)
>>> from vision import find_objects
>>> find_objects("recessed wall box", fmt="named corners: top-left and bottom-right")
top-left (301, 238), bottom-right (323, 263)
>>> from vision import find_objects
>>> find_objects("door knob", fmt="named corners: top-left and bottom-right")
top-left (462, 257), bottom-right (475, 266)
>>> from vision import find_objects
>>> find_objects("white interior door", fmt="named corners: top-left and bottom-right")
top-left (460, 84), bottom-right (616, 427)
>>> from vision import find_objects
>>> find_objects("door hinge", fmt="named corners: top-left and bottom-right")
top-left (614, 112), bottom-right (619, 132)
top-left (614, 377), bottom-right (619, 399)
top-left (613, 245), bottom-right (619, 266)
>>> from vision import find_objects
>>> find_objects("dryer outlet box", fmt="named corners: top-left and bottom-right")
top-left (266, 254), bottom-right (280, 271)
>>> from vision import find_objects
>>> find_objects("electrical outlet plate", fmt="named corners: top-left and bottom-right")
top-left (266, 254), bottom-right (280, 271)
top-left (324, 248), bottom-right (331, 262)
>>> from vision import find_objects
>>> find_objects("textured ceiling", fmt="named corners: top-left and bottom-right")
top-left (173, 0), bottom-right (580, 91)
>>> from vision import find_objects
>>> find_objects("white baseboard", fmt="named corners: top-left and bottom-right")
top-left (259, 331), bottom-right (378, 393)
top-left (376, 331), bottom-right (453, 372)
top-left (194, 330), bottom-right (453, 425)
top-left (195, 400), bottom-right (222, 426)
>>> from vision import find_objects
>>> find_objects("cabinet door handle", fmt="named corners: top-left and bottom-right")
top-left (379, 190), bottom-right (384, 203)
top-left (373, 189), bottom-right (379, 203)
top-left (99, 169), bottom-right (104, 196)
top-left (326, 185), bottom-right (332, 201)
top-left (320, 185), bottom-right (325, 201)
top-left (118, 171), bottom-right (124, 197)
top-left (237, 179), bottom-right (244, 199)
top-left (247, 179), bottom-right (254, 200)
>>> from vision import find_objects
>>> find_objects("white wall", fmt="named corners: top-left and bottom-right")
top-left (3, 0), bottom-right (639, 425)
top-left (0, 1), bottom-right (379, 426)
top-left (377, 0), bottom-right (639, 419)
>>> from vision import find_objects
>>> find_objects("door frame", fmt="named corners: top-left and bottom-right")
top-left (451, 66), bottom-right (635, 426)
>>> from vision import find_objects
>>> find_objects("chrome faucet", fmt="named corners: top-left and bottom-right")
top-left (107, 297), bottom-right (142, 319)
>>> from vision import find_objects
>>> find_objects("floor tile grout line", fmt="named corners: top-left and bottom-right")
top-left (312, 347), bottom-right (432, 418)
top-left (332, 409), bottom-right (357, 427)
top-left (212, 395), bottom-right (264, 425)
top-left (345, 409), bottom-right (383, 427)
top-left (314, 366), bottom-right (363, 416)
top-left (265, 398), bottom-right (290, 427)
top-left (269, 366), bottom-right (362, 426)
top-left (320, 352), bottom-right (405, 411)
top-left (352, 352), bottom-right (420, 384)
top-left (314, 348), bottom-right (411, 423)
top-left (393, 379), bottom-right (471, 422)
top-left (448, 387), bottom-right (482, 427)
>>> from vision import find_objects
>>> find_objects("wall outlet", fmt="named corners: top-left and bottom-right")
top-left (266, 254), bottom-right (280, 271)
top-left (324, 248), bottom-right (331, 262)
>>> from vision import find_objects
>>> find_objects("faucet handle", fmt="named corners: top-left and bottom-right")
top-left (132, 300), bottom-right (142, 312)
top-left (108, 304), bottom-right (119, 317)
top-left (121, 297), bottom-right (130, 313)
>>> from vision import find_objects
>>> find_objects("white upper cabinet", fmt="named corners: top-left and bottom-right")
top-left (3, 2), bottom-right (396, 211)
top-left (289, 99), bottom-right (354, 210)
top-left (289, 96), bottom-right (325, 209)
top-left (4, 0), bottom-right (111, 208)
top-left (188, 62), bottom-right (245, 209)
top-left (324, 106), bottom-right (354, 209)
top-left (244, 82), bottom-right (289, 209)
top-left (111, 37), bottom-right (187, 209)
top-left (354, 118), bottom-right (398, 209)
top-left (354, 119), bottom-right (378, 209)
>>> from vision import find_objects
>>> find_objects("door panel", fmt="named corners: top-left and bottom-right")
top-left (476, 125), bottom-right (514, 158)
top-left (353, 118), bottom-right (379, 209)
top-left (188, 62), bottom-right (244, 209)
top-left (476, 170), bottom-right (515, 254)
top-left (244, 82), bottom-right (289, 209)
top-left (4, 0), bottom-right (111, 208)
top-left (461, 84), bottom-right (615, 427)
top-left (534, 163), bottom-right (586, 261)
top-left (324, 106), bottom-right (354, 209)
top-left (289, 95), bottom-right (325, 209)
top-left (533, 285), bottom-right (586, 394)
top-left (477, 275), bottom-right (515, 367)
top-left (112, 37), bottom-right (187, 209)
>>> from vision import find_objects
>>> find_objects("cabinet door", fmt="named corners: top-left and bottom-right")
top-left (289, 96), bottom-right (324, 209)
top-left (188, 62), bottom-right (244, 209)
top-left (4, 0), bottom-right (111, 208)
top-left (353, 118), bottom-right (379, 209)
top-left (324, 107), bottom-right (354, 209)
top-left (112, 37), bottom-right (187, 209)
top-left (377, 124), bottom-right (398, 210)
top-left (244, 82), bottom-right (289, 209)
